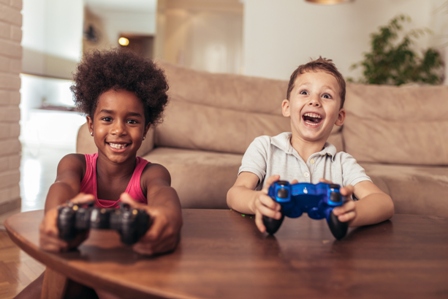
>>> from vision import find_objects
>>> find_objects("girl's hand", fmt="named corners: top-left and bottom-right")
top-left (39, 193), bottom-right (95, 252)
top-left (120, 193), bottom-right (182, 256)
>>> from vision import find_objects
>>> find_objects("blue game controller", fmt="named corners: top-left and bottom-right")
top-left (262, 180), bottom-right (349, 239)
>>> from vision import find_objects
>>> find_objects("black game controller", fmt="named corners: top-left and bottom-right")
top-left (262, 181), bottom-right (349, 239)
top-left (57, 202), bottom-right (151, 245)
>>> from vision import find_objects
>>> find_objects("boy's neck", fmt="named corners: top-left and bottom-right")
top-left (290, 135), bottom-right (327, 162)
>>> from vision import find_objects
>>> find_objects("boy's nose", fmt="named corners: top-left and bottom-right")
top-left (308, 97), bottom-right (321, 107)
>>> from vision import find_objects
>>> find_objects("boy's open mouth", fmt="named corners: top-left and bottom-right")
top-left (302, 112), bottom-right (322, 124)
top-left (108, 142), bottom-right (129, 149)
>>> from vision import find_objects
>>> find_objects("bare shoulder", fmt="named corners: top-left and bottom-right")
top-left (141, 162), bottom-right (171, 185)
top-left (56, 153), bottom-right (86, 178)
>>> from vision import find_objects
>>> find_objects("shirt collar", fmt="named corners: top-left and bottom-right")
top-left (271, 132), bottom-right (337, 160)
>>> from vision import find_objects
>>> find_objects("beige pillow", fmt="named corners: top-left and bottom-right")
top-left (155, 95), bottom-right (290, 154)
top-left (343, 83), bottom-right (448, 165)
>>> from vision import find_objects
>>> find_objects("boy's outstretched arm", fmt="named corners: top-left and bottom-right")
top-left (227, 173), bottom-right (282, 233)
top-left (124, 163), bottom-right (183, 256)
top-left (332, 180), bottom-right (394, 227)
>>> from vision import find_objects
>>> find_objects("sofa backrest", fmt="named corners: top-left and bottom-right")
top-left (343, 83), bottom-right (448, 166)
top-left (154, 61), bottom-right (291, 154)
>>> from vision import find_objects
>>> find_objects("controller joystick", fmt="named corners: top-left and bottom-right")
top-left (262, 181), bottom-right (349, 239)
top-left (57, 202), bottom-right (151, 245)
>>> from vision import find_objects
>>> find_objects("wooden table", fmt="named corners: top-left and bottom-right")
top-left (5, 209), bottom-right (448, 299)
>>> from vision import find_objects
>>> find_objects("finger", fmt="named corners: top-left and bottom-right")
top-left (291, 179), bottom-right (299, 184)
top-left (261, 175), bottom-right (280, 193)
top-left (333, 200), bottom-right (355, 216)
top-left (254, 211), bottom-right (266, 233)
top-left (258, 194), bottom-right (281, 212)
top-left (337, 211), bottom-right (356, 223)
top-left (119, 192), bottom-right (141, 208)
top-left (70, 193), bottom-right (95, 205)
top-left (340, 185), bottom-right (354, 197)
top-left (255, 198), bottom-right (281, 220)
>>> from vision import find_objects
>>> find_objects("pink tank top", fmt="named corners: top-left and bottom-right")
top-left (80, 153), bottom-right (149, 208)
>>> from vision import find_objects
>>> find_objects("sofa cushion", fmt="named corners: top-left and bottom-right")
top-left (343, 83), bottom-right (448, 166)
top-left (362, 163), bottom-right (448, 217)
top-left (155, 95), bottom-right (290, 154)
top-left (144, 147), bottom-right (242, 209)
top-left (157, 61), bottom-right (288, 113)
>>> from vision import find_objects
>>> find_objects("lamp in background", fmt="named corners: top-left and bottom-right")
top-left (306, 0), bottom-right (353, 4)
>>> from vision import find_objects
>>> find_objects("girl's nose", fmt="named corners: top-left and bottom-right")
top-left (111, 121), bottom-right (126, 135)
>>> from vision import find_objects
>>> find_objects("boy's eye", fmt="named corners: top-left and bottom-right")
top-left (299, 90), bottom-right (308, 95)
top-left (127, 119), bottom-right (138, 124)
top-left (101, 117), bottom-right (112, 122)
top-left (322, 93), bottom-right (332, 99)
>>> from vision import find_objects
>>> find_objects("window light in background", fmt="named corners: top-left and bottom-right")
top-left (118, 37), bottom-right (130, 46)
top-left (305, 0), bottom-right (353, 4)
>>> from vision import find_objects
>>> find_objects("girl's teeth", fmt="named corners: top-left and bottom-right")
top-left (110, 143), bottom-right (126, 149)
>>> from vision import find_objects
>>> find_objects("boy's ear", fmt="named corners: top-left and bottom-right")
top-left (282, 99), bottom-right (291, 117)
top-left (335, 108), bottom-right (345, 126)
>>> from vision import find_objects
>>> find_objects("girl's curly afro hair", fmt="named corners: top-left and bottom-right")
top-left (71, 48), bottom-right (169, 127)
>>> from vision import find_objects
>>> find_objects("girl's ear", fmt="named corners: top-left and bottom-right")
top-left (86, 116), bottom-right (93, 133)
top-left (335, 108), bottom-right (346, 126)
top-left (144, 123), bottom-right (151, 137)
top-left (282, 99), bottom-right (291, 117)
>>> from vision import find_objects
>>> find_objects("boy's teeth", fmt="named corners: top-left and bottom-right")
top-left (304, 112), bottom-right (321, 118)
top-left (110, 143), bottom-right (126, 149)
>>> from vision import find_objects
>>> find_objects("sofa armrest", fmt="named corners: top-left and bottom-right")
top-left (76, 122), bottom-right (155, 156)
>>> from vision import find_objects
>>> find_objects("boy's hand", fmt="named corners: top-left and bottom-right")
top-left (120, 193), bottom-right (182, 256)
top-left (253, 175), bottom-right (299, 233)
top-left (319, 179), bottom-right (356, 224)
top-left (39, 193), bottom-right (94, 252)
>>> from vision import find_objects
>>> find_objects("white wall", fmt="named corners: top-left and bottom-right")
top-left (243, 0), bottom-right (448, 81)
top-left (22, 0), bottom-right (84, 78)
top-left (155, 0), bottom-right (243, 74)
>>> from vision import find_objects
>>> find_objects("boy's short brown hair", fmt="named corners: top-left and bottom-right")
top-left (286, 57), bottom-right (346, 108)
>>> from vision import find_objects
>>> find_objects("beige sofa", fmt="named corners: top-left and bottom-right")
top-left (77, 61), bottom-right (448, 217)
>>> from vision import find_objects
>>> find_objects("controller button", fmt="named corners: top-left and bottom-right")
top-left (330, 192), bottom-right (341, 202)
top-left (277, 188), bottom-right (289, 199)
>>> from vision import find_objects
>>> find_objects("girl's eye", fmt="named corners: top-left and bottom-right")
top-left (127, 119), bottom-right (138, 124)
top-left (101, 117), bottom-right (112, 122)
top-left (322, 93), bottom-right (332, 99)
top-left (299, 90), bottom-right (308, 95)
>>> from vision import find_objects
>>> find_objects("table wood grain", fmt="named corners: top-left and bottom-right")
top-left (5, 209), bottom-right (448, 299)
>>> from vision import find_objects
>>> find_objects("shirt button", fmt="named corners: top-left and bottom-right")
top-left (304, 172), bottom-right (310, 178)
top-left (310, 159), bottom-right (315, 164)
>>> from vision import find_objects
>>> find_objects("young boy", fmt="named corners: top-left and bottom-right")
top-left (227, 57), bottom-right (394, 233)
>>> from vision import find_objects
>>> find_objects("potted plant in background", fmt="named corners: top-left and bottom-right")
top-left (349, 14), bottom-right (445, 86)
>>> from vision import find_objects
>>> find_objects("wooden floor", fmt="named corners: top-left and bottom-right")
top-left (0, 229), bottom-right (45, 299)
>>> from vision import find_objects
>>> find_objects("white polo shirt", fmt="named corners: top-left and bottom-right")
top-left (239, 132), bottom-right (371, 190)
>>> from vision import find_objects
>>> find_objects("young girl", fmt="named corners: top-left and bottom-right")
top-left (19, 49), bottom-right (182, 298)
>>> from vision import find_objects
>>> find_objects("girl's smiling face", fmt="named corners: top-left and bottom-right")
top-left (282, 70), bottom-right (345, 144)
top-left (87, 89), bottom-right (149, 164)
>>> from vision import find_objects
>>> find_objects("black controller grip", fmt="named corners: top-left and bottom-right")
top-left (327, 211), bottom-right (348, 240)
top-left (262, 214), bottom-right (285, 235)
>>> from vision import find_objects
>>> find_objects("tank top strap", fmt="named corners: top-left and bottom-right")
top-left (125, 157), bottom-right (149, 204)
